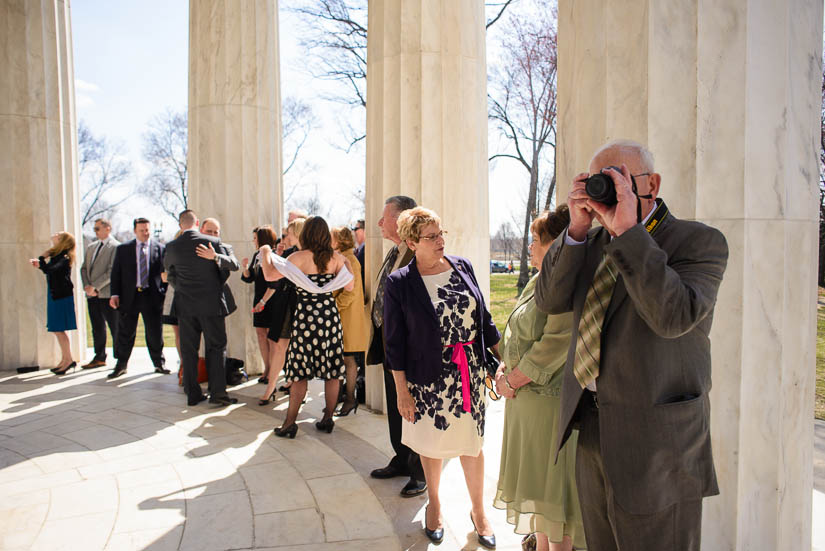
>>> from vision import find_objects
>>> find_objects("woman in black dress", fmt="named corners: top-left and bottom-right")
top-left (29, 231), bottom-right (78, 375)
top-left (260, 216), bottom-right (355, 438)
top-left (241, 225), bottom-right (279, 404)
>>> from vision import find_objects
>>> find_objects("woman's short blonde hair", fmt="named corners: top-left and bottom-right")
top-left (397, 207), bottom-right (441, 243)
top-left (330, 226), bottom-right (355, 251)
top-left (287, 217), bottom-right (306, 239)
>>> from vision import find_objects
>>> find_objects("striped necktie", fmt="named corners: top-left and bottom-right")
top-left (138, 243), bottom-right (149, 288)
top-left (372, 246), bottom-right (399, 328)
top-left (573, 252), bottom-right (618, 389)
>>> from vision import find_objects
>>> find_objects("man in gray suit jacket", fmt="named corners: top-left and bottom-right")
top-left (535, 140), bottom-right (728, 551)
top-left (80, 218), bottom-right (120, 369)
top-left (164, 210), bottom-right (239, 407)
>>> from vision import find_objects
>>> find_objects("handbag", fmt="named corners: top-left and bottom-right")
top-left (483, 347), bottom-right (501, 376)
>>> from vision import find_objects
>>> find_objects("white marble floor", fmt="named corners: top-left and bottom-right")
top-left (1, 349), bottom-right (822, 551)
top-left (0, 349), bottom-right (523, 551)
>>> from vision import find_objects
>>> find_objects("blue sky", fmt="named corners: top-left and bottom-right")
top-left (71, 1), bottom-right (530, 238)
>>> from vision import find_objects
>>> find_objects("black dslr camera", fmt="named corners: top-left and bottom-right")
top-left (584, 166), bottom-right (624, 206)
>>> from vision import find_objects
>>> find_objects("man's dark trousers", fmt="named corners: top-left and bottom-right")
top-left (575, 396), bottom-right (702, 551)
top-left (179, 314), bottom-right (229, 401)
top-left (87, 297), bottom-right (118, 361)
top-left (115, 290), bottom-right (164, 368)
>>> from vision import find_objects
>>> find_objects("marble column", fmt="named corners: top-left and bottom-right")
top-left (556, 1), bottom-right (822, 548)
top-left (188, 0), bottom-right (284, 375)
top-left (0, 0), bottom-right (85, 371)
top-left (364, 0), bottom-right (489, 411)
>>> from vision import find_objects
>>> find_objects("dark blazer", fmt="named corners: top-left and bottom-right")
top-left (354, 242), bottom-right (366, 297)
top-left (110, 239), bottom-right (166, 312)
top-left (366, 244), bottom-right (415, 365)
top-left (383, 254), bottom-right (500, 386)
top-left (163, 230), bottom-right (238, 318)
top-left (38, 254), bottom-right (73, 299)
top-left (535, 201), bottom-right (728, 515)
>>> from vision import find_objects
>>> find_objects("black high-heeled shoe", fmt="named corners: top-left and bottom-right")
top-left (424, 504), bottom-right (444, 544)
top-left (335, 399), bottom-right (359, 417)
top-left (258, 391), bottom-right (276, 406)
top-left (52, 361), bottom-right (77, 376)
top-left (470, 511), bottom-right (496, 549)
top-left (315, 409), bottom-right (335, 433)
top-left (274, 423), bottom-right (298, 438)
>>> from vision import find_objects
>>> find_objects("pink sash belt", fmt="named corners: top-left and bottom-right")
top-left (446, 341), bottom-right (475, 412)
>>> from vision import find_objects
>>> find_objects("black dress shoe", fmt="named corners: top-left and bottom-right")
top-left (208, 395), bottom-right (238, 407)
top-left (470, 511), bottom-right (496, 549)
top-left (370, 464), bottom-right (408, 479)
top-left (107, 365), bottom-right (127, 379)
top-left (187, 395), bottom-right (208, 406)
top-left (400, 478), bottom-right (427, 497)
top-left (154, 367), bottom-right (171, 374)
top-left (258, 376), bottom-right (268, 384)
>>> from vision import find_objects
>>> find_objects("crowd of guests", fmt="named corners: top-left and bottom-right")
top-left (28, 139), bottom-right (728, 551)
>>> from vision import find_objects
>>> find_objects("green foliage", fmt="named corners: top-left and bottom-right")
top-left (490, 273), bottom-right (521, 334)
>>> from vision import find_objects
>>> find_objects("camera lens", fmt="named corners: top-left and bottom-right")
top-left (584, 173), bottom-right (617, 205)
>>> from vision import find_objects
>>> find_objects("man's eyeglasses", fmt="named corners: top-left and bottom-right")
top-left (419, 230), bottom-right (448, 242)
top-left (484, 374), bottom-right (501, 401)
top-left (93, 226), bottom-right (102, 231)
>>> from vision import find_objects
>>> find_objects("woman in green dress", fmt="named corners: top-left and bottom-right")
top-left (493, 204), bottom-right (585, 551)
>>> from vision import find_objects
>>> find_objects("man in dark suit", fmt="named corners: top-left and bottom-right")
top-left (366, 196), bottom-right (427, 497)
top-left (353, 218), bottom-right (366, 294)
top-left (164, 210), bottom-right (239, 407)
top-left (80, 218), bottom-right (120, 369)
top-left (108, 217), bottom-right (167, 379)
top-left (535, 140), bottom-right (728, 550)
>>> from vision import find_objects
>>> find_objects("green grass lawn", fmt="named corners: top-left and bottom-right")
top-left (85, 314), bottom-right (176, 349)
top-left (490, 273), bottom-right (521, 333)
top-left (817, 288), bottom-right (825, 420)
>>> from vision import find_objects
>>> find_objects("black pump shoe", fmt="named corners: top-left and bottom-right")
top-left (274, 423), bottom-right (298, 438)
top-left (315, 417), bottom-right (335, 433)
top-left (335, 399), bottom-right (359, 416)
top-left (258, 391), bottom-right (276, 406)
top-left (424, 505), bottom-right (444, 544)
top-left (52, 361), bottom-right (77, 375)
top-left (470, 511), bottom-right (496, 549)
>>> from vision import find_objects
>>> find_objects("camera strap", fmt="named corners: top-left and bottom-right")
top-left (630, 174), bottom-right (654, 224)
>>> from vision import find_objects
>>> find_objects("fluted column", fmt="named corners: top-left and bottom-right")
top-left (188, 0), bottom-right (283, 375)
top-left (364, 0), bottom-right (489, 410)
top-left (556, 1), bottom-right (822, 549)
top-left (0, 0), bottom-right (85, 371)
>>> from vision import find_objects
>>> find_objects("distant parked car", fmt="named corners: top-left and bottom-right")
top-left (490, 260), bottom-right (508, 273)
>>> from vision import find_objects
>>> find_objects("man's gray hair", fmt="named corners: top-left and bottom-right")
top-left (385, 195), bottom-right (417, 214)
top-left (288, 208), bottom-right (308, 218)
top-left (592, 139), bottom-right (655, 172)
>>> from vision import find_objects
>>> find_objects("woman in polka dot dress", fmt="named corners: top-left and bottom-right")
top-left (259, 216), bottom-right (355, 439)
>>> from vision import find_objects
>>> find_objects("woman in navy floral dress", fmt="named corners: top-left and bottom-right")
top-left (383, 207), bottom-right (501, 548)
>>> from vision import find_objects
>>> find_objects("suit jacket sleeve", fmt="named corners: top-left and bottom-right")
top-left (606, 223), bottom-right (728, 338)
top-left (110, 247), bottom-right (123, 297)
top-left (535, 228), bottom-right (587, 314)
top-left (215, 244), bottom-right (240, 272)
top-left (96, 243), bottom-right (116, 292)
top-left (163, 246), bottom-right (177, 288)
top-left (382, 274), bottom-right (407, 373)
top-left (80, 251), bottom-right (91, 287)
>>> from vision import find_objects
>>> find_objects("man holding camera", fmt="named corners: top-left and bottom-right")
top-left (536, 140), bottom-right (728, 550)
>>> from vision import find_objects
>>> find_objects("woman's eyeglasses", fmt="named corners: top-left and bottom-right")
top-left (485, 374), bottom-right (501, 401)
top-left (419, 230), bottom-right (448, 242)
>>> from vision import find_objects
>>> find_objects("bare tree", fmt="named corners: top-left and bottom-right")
top-left (818, 49), bottom-right (825, 285)
top-left (489, 6), bottom-right (558, 289)
top-left (283, 96), bottom-right (315, 176)
top-left (141, 109), bottom-right (188, 220)
top-left (77, 121), bottom-right (132, 230)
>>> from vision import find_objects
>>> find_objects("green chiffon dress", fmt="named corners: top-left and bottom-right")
top-left (493, 273), bottom-right (586, 549)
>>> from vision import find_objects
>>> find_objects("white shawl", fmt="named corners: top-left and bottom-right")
top-left (267, 251), bottom-right (353, 294)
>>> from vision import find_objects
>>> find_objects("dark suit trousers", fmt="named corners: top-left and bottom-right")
top-left (576, 396), bottom-right (702, 551)
top-left (383, 367), bottom-right (424, 481)
top-left (115, 291), bottom-right (164, 368)
top-left (179, 315), bottom-right (228, 401)
top-left (87, 297), bottom-right (118, 361)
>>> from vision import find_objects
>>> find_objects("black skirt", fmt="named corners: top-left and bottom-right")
top-left (267, 280), bottom-right (297, 341)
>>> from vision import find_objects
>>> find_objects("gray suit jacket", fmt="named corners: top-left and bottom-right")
top-left (535, 201), bottom-right (728, 515)
top-left (163, 230), bottom-right (239, 318)
top-left (80, 235), bottom-right (120, 298)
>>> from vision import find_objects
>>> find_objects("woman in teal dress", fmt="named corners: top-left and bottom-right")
top-left (493, 205), bottom-right (586, 551)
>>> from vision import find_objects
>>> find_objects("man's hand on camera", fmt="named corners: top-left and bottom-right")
top-left (568, 173), bottom-right (596, 241)
top-left (587, 164), bottom-right (638, 237)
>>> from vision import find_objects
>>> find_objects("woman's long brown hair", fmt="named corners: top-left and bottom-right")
top-left (299, 216), bottom-right (334, 273)
top-left (44, 231), bottom-right (76, 266)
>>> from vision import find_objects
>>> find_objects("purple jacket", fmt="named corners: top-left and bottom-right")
top-left (383, 254), bottom-right (500, 386)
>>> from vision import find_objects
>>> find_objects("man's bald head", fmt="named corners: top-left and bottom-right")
top-left (201, 218), bottom-right (221, 237)
top-left (589, 139), bottom-right (661, 217)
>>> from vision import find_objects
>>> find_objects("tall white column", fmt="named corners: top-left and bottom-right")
top-left (556, 1), bottom-right (822, 548)
top-left (0, 0), bottom-right (85, 371)
top-left (188, 0), bottom-right (283, 375)
top-left (364, 0), bottom-right (490, 411)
